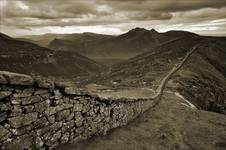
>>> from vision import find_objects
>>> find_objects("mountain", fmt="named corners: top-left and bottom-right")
top-left (21, 28), bottom-right (199, 64)
top-left (99, 35), bottom-right (202, 86)
top-left (0, 33), bottom-right (103, 79)
top-left (48, 28), bottom-right (163, 63)
top-left (48, 28), bottom-right (199, 64)
top-left (20, 33), bottom-right (115, 47)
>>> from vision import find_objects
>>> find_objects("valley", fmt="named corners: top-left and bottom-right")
top-left (1, 28), bottom-right (226, 115)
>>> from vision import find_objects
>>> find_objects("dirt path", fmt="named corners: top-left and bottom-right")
top-left (149, 43), bottom-right (202, 104)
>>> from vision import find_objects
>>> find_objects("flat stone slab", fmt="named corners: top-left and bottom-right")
top-left (0, 75), bottom-right (7, 84)
top-left (55, 81), bottom-right (76, 89)
top-left (0, 71), bottom-right (34, 86)
top-left (35, 77), bottom-right (55, 89)
top-left (0, 91), bottom-right (12, 100)
top-left (86, 84), bottom-right (155, 99)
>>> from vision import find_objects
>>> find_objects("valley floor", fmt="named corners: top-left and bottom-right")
top-left (59, 91), bottom-right (226, 150)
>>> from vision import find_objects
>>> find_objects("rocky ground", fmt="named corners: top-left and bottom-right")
top-left (60, 91), bottom-right (226, 150)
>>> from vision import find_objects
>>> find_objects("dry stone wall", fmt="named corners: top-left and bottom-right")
top-left (0, 71), bottom-right (156, 150)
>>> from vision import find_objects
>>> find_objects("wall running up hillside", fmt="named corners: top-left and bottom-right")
top-left (0, 71), bottom-right (156, 150)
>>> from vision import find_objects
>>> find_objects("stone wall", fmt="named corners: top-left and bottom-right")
top-left (0, 71), bottom-right (156, 150)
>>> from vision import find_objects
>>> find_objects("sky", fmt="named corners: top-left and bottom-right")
top-left (0, 0), bottom-right (226, 37)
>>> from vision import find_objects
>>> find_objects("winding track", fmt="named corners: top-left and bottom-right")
top-left (149, 43), bottom-right (203, 103)
top-left (95, 43), bottom-right (204, 102)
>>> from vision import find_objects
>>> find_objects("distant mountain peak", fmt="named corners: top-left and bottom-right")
top-left (164, 30), bottom-right (199, 37)
top-left (150, 28), bottom-right (158, 34)
top-left (0, 32), bottom-right (13, 40)
top-left (83, 32), bottom-right (98, 35)
top-left (129, 27), bottom-right (149, 33)
top-left (51, 38), bottom-right (61, 42)
top-left (123, 28), bottom-right (160, 37)
top-left (120, 28), bottom-right (149, 38)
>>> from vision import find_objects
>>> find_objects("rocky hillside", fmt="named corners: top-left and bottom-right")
top-left (0, 33), bottom-right (103, 78)
top-left (169, 39), bottom-right (226, 114)
top-left (98, 36), bottom-right (226, 115)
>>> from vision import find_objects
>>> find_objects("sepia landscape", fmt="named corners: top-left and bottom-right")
top-left (0, 0), bottom-right (226, 150)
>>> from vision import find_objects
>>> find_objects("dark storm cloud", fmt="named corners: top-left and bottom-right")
top-left (4, 0), bottom-right (98, 19)
top-left (3, 0), bottom-right (226, 25)
top-left (1, 0), bottom-right (226, 36)
top-left (103, 0), bottom-right (226, 11)
top-left (103, 0), bottom-right (226, 21)
top-left (166, 0), bottom-right (226, 11)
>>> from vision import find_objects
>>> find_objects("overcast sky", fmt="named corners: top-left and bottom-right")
top-left (1, 0), bottom-right (226, 37)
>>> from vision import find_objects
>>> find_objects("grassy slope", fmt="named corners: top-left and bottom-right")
top-left (60, 92), bottom-right (226, 150)
top-left (20, 33), bottom-right (115, 47)
top-left (98, 36), bottom-right (202, 88)
top-left (0, 33), bottom-right (103, 78)
top-left (169, 42), bottom-right (226, 114)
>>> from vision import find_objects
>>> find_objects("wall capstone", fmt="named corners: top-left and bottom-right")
top-left (0, 71), bottom-right (34, 86)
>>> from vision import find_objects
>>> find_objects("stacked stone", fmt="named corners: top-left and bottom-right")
top-left (0, 71), bottom-right (155, 150)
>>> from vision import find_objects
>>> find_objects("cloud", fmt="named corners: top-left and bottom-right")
top-left (1, 0), bottom-right (226, 36)
top-left (3, 0), bottom-right (98, 19)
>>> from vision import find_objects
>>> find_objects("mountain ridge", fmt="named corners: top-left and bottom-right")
top-left (0, 32), bottom-right (103, 79)
top-left (48, 28), bottom-right (200, 64)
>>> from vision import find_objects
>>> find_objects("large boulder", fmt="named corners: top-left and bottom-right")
top-left (0, 71), bottom-right (34, 86)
